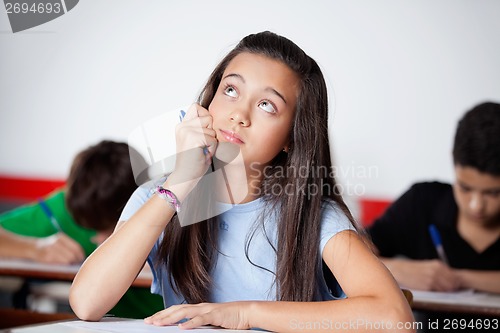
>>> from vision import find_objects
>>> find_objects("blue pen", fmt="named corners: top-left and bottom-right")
top-left (178, 109), bottom-right (186, 122)
top-left (38, 199), bottom-right (63, 233)
top-left (428, 224), bottom-right (449, 264)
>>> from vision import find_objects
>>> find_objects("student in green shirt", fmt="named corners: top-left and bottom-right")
top-left (0, 140), bottom-right (163, 318)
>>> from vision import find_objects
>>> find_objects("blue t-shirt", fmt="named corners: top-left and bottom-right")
top-left (119, 184), bottom-right (355, 307)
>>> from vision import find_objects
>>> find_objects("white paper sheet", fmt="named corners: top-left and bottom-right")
top-left (411, 289), bottom-right (500, 308)
top-left (59, 318), bottom-right (247, 332)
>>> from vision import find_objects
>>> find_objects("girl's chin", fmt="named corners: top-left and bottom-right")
top-left (214, 142), bottom-right (242, 164)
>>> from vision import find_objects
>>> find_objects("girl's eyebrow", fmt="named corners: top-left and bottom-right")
top-left (222, 73), bottom-right (288, 105)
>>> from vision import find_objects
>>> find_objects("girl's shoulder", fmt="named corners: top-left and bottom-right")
top-left (119, 179), bottom-right (162, 221)
top-left (318, 198), bottom-right (356, 252)
top-left (320, 198), bottom-right (347, 217)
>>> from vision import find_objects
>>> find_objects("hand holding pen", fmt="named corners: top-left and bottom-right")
top-left (36, 199), bottom-right (84, 264)
top-left (167, 104), bottom-right (217, 198)
top-left (38, 199), bottom-right (64, 233)
top-left (428, 224), bottom-right (449, 265)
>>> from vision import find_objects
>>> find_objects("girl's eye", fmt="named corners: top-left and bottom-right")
top-left (224, 85), bottom-right (238, 98)
top-left (259, 100), bottom-right (276, 114)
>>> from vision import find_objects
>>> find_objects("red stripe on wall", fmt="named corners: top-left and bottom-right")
top-left (358, 198), bottom-right (392, 227)
top-left (0, 175), bottom-right (392, 224)
top-left (0, 175), bottom-right (66, 201)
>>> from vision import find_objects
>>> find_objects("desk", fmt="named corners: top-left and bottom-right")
top-left (0, 308), bottom-right (76, 330)
top-left (7, 318), bottom-right (246, 332)
top-left (411, 289), bottom-right (500, 317)
top-left (0, 259), bottom-right (153, 288)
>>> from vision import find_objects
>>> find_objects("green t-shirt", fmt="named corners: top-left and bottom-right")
top-left (0, 190), bottom-right (163, 318)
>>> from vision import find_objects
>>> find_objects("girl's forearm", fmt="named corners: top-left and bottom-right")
top-left (247, 298), bottom-right (416, 333)
top-left (70, 195), bottom-right (175, 320)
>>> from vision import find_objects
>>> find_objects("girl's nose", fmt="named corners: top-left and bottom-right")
top-left (230, 108), bottom-right (251, 127)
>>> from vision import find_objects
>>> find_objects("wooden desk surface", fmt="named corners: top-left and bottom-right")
top-left (0, 259), bottom-right (152, 288)
top-left (3, 259), bottom-right (498, 318)
top-left (410, 289), bottom-right (500, 317)
top-left (0, 308), bottom-right (76, 330)
top-left (412, 300), bottom-right (500, 317)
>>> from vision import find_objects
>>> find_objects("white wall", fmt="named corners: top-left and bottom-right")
top-left (1, 0), bottom-right (500, 205)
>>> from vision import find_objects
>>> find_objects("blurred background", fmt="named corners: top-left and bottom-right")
top-left (1, 0), bottom-right (500, 218)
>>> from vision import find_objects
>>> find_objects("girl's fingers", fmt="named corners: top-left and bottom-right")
top-left (145, 304), bottom-right (212, 327)
top-left (182, 115), bottom-right (213, 129)
top-left (200, 127), bottom-right (216, 138)
top-left (146, 310), bottom-right (189, 326)
top-left (171, 103), bottom-right (216, 180)
top-left (145, 303), bottom-right (249, 330)
top-left (181, 103), bottom-right (200, 121)
top-left (182, 103), bottom-right (210, 122)
top-left (177, 127), bottom-right (216, 157)
top-left (178, 313), bottom-right (217, 329)
top-left (199, 115), bottom-right (213, 129)
top-left (175, 116), bottom-right (215, 152)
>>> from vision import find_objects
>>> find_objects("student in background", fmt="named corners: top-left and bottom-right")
top-left (367, 101), bottom-right (500, 295)
top-left (71, 31), bottom-right (414, 332)
top-left (0, 141), bottom-right (134, 263)
top-left (0, 140), bottom-right (163, 318)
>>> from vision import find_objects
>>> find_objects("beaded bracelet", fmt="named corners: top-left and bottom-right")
top-left (154, 186), bottom-right (181, 213)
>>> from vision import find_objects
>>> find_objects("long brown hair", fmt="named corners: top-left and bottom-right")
top-left (158, 31), bottom-right (358, 303)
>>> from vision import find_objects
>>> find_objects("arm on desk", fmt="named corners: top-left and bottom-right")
top-left (455, 269), bottom-right (500, 294)
top-left (71, 108), bottom-right (215, 321)
top-left (381, 257), bottom-right (500, 294)
top-left (70, 193), bottom-right (177, 321)
top-left (0, 227), bottom-right (84, 264)
top-left (380, 257), bottom-right (461, 292)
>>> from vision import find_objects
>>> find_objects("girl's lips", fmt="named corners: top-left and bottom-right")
top-left (219, 129), bottom-right (244, 144)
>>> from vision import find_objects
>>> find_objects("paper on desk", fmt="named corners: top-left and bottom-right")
top-left (411, 289), bottom-right (500, 308)
top-left (60, 318), bottom-right (247, 332)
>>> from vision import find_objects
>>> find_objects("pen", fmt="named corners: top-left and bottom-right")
top-left (428, 224), bottom-right (449, 265)
top-left (38, 198), bottom-right (63, 233)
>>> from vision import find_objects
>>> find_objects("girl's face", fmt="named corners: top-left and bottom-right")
top-left (209, 52), bottom-right (300, 173)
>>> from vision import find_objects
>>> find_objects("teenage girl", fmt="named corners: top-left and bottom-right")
top-left (70, 31), bottom-right (414, 332)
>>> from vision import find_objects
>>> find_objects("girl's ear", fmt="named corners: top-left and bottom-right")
top-left (283, 145), bottom-right (289, 153)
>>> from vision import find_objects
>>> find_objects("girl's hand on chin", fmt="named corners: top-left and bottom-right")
top-left (144, 301), bottom-right (252, 330)
top-left (169, 103), bottom-right (218, 185)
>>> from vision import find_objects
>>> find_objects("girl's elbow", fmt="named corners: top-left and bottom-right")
top-left (69, 285), bottom-right (104, 321)
top-left (384, 303), bottom-right (416, 333)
